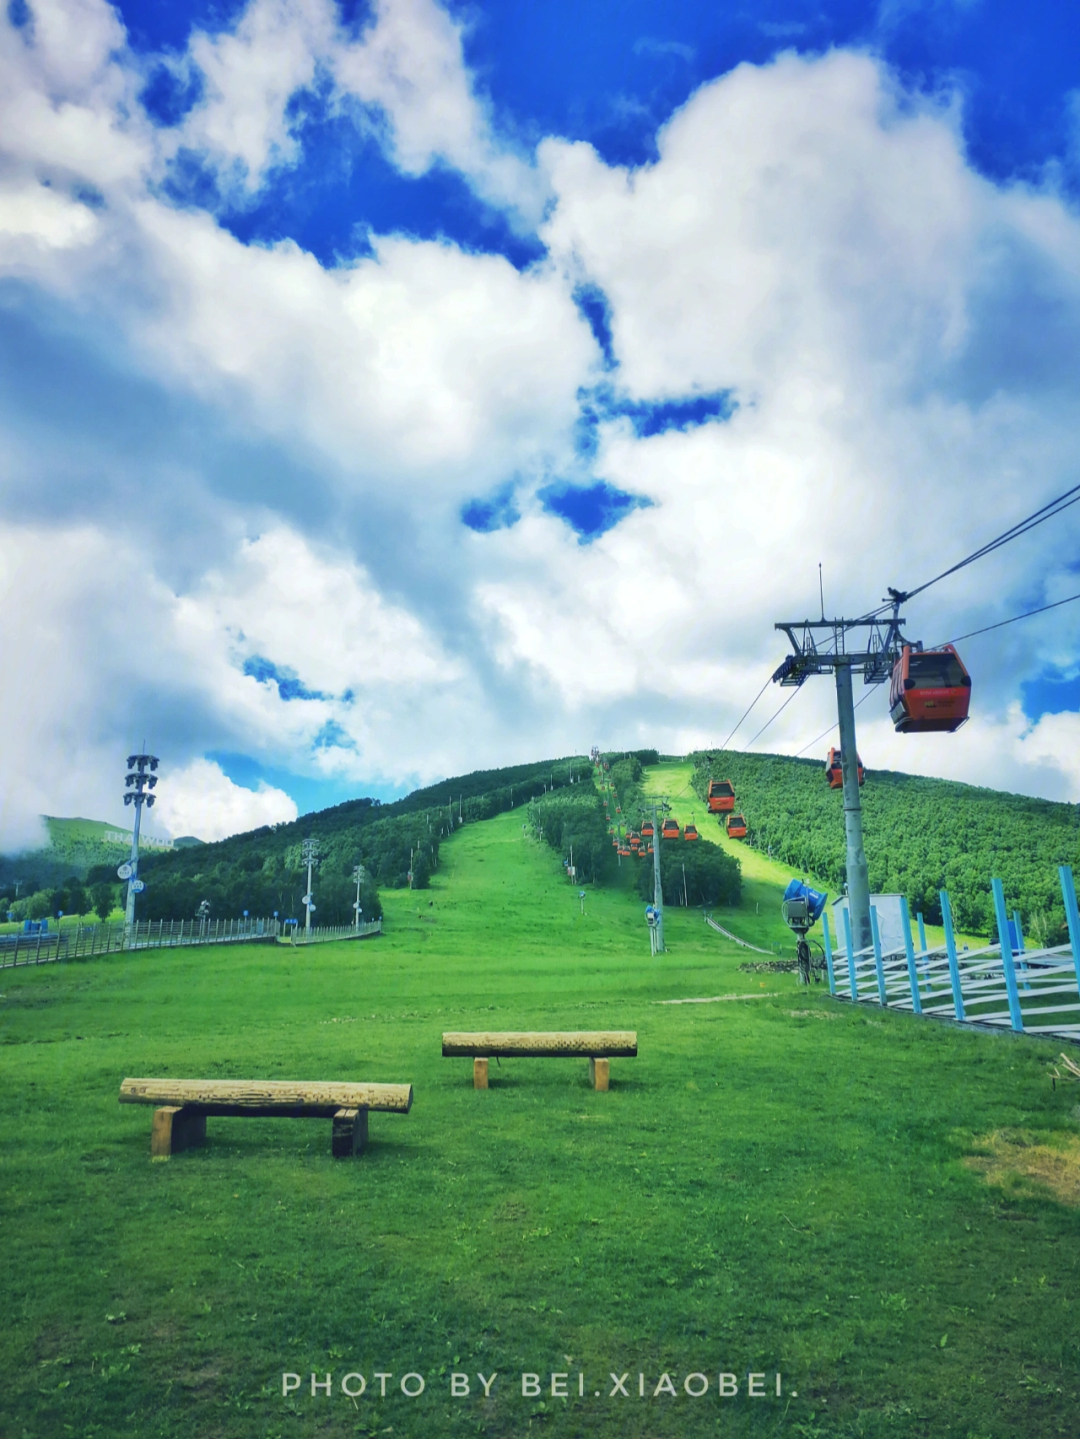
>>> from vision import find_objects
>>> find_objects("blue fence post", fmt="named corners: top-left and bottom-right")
top-left (939, 889), bottom-right (966, 1023)
top-left (1056, 865), bottom-right (1080, 995)
top-left (822, 910), bottom-right (836, 995)
top-left (915, 909), bottom-right (930, 993)
top-left (990, 877), bottom-right (1024, 1033)
top-left (869, 905), bottom-right (887, 1005)
top-left (842, 904), bottom-right (858, 1001)
top-left (1012, 907), bottom-right (1030, 991)
top-left (900, 896), bottom-right (922, 1015)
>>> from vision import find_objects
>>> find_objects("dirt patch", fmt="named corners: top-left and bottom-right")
top-left (965, 1129), bottom-right (1080, 1208)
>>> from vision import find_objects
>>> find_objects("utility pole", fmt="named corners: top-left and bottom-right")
top-left (835, 660), bottom-right (871, 958)
top-left (301, 837), bottom-right (319, 937)
top-left (352, 863), bottom-right (365, 932)
top-left (121, 753), bottom-right (158, 941)
top-left (651, 803), bottom-right (665, 953)
top-left (772, 605), bottom-right (906, 956)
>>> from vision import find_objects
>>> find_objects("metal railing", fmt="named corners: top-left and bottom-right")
top-left (823, 865), bottom-right (1080, 1044)
top-left (704, 913), bottom-right (776, 955)
top-left (0, 915), bottom-right (378, 968)
top-left (282, 920), bottom-right (383, 946)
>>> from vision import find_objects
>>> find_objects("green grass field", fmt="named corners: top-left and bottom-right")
top-left (2, 791), bottom-right (1079, 1438)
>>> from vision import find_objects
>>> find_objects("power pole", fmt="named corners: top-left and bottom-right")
top-left (301, 837), bottom-right (318, 937)
top-left (121, 754), bottom-right (158, 940)
top-left (835, 660), bottom-right (871, 958)
top-left (772, 606), bottom-right (906, 955)
top-left (651, 803), bottom-right (665, 953)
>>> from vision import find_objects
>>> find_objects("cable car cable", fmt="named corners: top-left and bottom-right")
top-left (935, 588), bottom-right (1080, 648)
top-left (879, 480), bottom-right (1080, 613)
top-left (722, 485), bottom-right (1080, 762)
top-left (793, 689), bottom-right (874, 759)
top-left (744, 684), bottom-right (802, 750)
top-left (717, 673), bottom-right (774, 752)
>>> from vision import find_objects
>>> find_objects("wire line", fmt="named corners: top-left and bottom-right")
top-left (937, 589), bottom-right (1080, 647)
top-left (793, 688), bottom-right (874, 758)
top-left (717, 672), bottom-right (774, 752)
top-left (894, 481), bottom-right (1080, 607)
top-left (744, 685), bottom-right (802, 750)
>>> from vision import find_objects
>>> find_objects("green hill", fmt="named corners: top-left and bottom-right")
top-left (688, 749), bottom-right (1080, 939)
top-left (5, 742), bottom-right (1078, 941)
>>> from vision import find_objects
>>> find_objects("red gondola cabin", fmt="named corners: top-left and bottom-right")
top-left (707, 779), bottom-right (736, 813)
top-left (727, 814), bottom-right (747, 839)
top-left (641, 820), bottom-right (655, 838)
top-left (661, 819), bottom-right (681, 840)
top-left (889, 644), bottom-right (971, 734)
top-left (683, 823), bottom-right (700, 841)
top-left (825, 747), bottom-right (865, 788)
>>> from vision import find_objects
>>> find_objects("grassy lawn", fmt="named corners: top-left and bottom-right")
top-left (2, 798), bottom-right (1079, 1437)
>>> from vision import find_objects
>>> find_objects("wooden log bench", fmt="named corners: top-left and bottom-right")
top-left (118, 1078), bottom-right (413, 1160)
top-left (441, 1031), bottom-right (637, 1091)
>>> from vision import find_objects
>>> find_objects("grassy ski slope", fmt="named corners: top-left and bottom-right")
top-left (2, 789), bottom-right (1078, 1438)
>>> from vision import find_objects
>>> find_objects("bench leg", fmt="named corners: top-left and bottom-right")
top-left (473, 1057), bottom-right (489, 1090)
top-left (589, 1058), bottom-right (610, 1092)
top-left (332, 1107), bottom-right (368, 1158)
top-left (151, 1106), bottom-right (206, 1159)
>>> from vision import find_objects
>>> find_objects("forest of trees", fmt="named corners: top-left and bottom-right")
top-left (0, 755), bottom-right (592, 926)
top-left (691, 749), bottom-right (1080, 940)
top-left (526, 786), bottom-right (613, 883)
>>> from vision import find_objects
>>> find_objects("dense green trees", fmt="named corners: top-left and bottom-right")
top-left (125, 754), bottom-right (590, 923)
top-left (635, 840), bottom-right (741, 908)
top-left (691, 750), bottom-right (1080, 938)
top-left (527, 787), bottom-right (613, 883)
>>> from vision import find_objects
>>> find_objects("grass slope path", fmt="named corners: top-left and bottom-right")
top-left (0, 804), bottom-right (1078, 1438)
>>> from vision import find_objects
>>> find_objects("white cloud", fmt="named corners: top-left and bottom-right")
top-left (332, 0), bottom-right (547, 224)
top-left (181, 0), bottom-right (332, 191)
top-left (4, 14), bottom-right (1080, 841)
top-left (126, 203), bottom-right (592, 487)
top-left (0, 0), bottom-right (149, 188)
top-left (168, 0), bottom-right (545, 220)
top-left (0, 176), bottom-right (100, 252)
top-left (154, 758), bottom-right (297, 841)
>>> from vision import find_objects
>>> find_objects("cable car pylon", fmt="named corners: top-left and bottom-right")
top-left (771, 604), bottom-right (907, 955)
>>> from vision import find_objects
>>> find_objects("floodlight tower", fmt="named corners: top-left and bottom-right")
top-left (121, 754), bottom-right (159, 935)
top-left (301, 837), bottom-right (319, 937)
top-left (771, 604), bottom-right (906, 956)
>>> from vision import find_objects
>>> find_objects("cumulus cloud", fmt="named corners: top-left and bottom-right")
top-left (163, 0), bottom-right (545, 220)
top-left (154, 757), bottom-right (297, 841)
top-left (3, 5), bottom-right (1080, 842)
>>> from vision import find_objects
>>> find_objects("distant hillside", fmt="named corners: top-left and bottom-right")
top-left (690, 750), bottom-right (1080, 939)
top-left (115, 754), bottom-right (592, 924)
top-left (0, 815), bottom-right (187, 891)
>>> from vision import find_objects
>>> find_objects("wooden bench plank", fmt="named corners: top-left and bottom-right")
top-left (441, 1031), bottom-right (636, 1058)
top-left (119, 1078), bottom-right (412, 1115)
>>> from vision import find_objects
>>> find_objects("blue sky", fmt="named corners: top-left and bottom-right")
top-left (1, 0), bottom-right (1080, 841)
